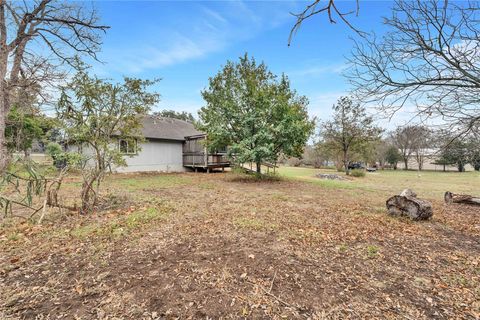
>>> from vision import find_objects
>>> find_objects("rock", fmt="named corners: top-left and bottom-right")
top-left (316, 173), bottom-right (346, 181)
top-left (386, 189), bottom-right (433, 220)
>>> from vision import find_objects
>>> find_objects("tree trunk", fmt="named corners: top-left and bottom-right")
top-left (386, 189), bottom-right (432, 220)
top-left (343, 150), bottom-right (349, 175)
top-left (0, 4), bottom-right (8, 173)
top-left (24, 148), bottom-right (31, 160)
top-left (0, 106), bottom-right (7, 172)
top-left (444, 192), bottom-right (480, 206)
top-left (403, 158), bottom-right (408, 170)
top-left (256, 161), bottom-right (261, 174)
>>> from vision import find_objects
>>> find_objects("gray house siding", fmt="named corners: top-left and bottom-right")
top-left (68, 116), bottom-right (203, 173)
top-left (116, 139), bottom-right (187, 173)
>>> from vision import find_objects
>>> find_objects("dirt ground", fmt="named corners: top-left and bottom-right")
top-left (1, 171), bottom-right (479, 319)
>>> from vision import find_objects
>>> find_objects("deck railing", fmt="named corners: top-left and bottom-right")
top-left (182, 152), bottom-right (230, 167)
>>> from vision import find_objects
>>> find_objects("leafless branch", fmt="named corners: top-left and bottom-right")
top-left (348, 0), bottom-right (480, 133)
top-left (289, 0), bottom-right (365, 46)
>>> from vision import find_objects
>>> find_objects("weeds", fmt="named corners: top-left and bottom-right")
top-left (350, 169), bottom-right (366, 177)
top-left (338, 243), bottom-right (348, 252)
top-left (233, 217), bottom-right (276, 231)
top-left (71, 205), bottom-right (171, 240)
top-left (366, 245), bottom-right (379, 258)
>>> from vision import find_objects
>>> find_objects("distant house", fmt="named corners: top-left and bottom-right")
top-left (114, 115), bottom-right (229, 173)
top-left (395, 148), bottom-right (473, 171)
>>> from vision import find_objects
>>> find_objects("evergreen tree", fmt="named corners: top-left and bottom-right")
top-left (199, 54), bottom-right (315, 173)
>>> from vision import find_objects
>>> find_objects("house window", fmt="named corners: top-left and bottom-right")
top-left (118, 139), bottom-right (137, 154)
top-left (216, 146), bottom-right (228, 154)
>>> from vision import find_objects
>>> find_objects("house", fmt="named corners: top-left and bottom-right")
top-left (115, 115), bottom-right (229, 173)
top-left (395, 148), bottom-right (473, 171)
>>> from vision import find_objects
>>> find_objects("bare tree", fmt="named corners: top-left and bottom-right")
top-left (289, 0), bottom-right (363, 45)
top-left (0, 0), bottom-right (108, 172)
top-left (349, 0), bottom-right (480, 135)
top-left (320, 96), bottom-right (382, 174)
top-left (390, 125), bottom-right (429, 170)
top-left (412, 126), bottom-right (432, 171)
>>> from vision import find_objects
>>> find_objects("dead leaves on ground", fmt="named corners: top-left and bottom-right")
top-left (1, 172), bottom-right (479, 319)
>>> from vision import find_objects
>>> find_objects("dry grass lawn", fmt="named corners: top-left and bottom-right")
top-left (1, 168), bottom-right (479, 319)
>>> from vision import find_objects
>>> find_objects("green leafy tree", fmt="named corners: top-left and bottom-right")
top-left (385, 145), bottom-right (401, 170)
top-left (320, 96), bottom-right (382, 174)
top-left (199, 54), bottom-right (315, 173)
top-left (153, 110), bottom-right (195, 122)
top-left (5, 106), bottom-right (57, 156)
top-left (58, 69), bottom-right (159, 213)
top-left (437, 140), bottom-right (469, 172)
top-left (470, 148), bottom-right (480, 171)
top-left (468, 134), bottom-right (480, 171)
top-left (45, 142), bottom-right (65, 168)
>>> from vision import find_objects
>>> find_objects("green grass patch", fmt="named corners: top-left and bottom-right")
top-left (338, 243), bottom-right (348, 252)
top-left (110, 174), bottom-right (192, 191)
top-left (366, 245), bottom-right (379, 258)
top-left (198, 182), bottom-right (215, 190)
top-left (71, 205), bottom-right (171, 240)
top-left (277, 166), bottom-right (480, 200)
top-left (6, 232), bottom-right (21, 242)
top-left (233, 216), bottom-right (277, 231)
top-left (270, 193), bottom-right (290, 201)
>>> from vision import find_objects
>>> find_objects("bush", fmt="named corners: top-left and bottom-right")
top-left (45, 142), bottom-right (63, 158)
top-left (229, 166), bottom-right (282, 183)
top-left (350, 169), bottom-right (366, 177)
top-left (287, 157), bottom-right (302, 167)
top-left (231, 166), bottom-right (247, 175)
top-left (45, 142), bottom-right (64, 168)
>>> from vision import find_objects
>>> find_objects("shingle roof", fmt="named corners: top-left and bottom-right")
top-left (140, 115), bottom-right (203, 141)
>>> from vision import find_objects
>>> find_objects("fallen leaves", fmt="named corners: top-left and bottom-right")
top-left (0, 171), bottom-right (479, 318)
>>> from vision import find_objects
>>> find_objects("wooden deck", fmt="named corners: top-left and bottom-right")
top-left (183, 134), bottom-right (230, 171)
top-left (182, 153), bottom-right (230, 169)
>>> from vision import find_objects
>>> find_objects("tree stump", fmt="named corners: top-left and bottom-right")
top-left (386, 189), bottom-right (433, 220)
top-left (444, 191), bottom-right (480, 206)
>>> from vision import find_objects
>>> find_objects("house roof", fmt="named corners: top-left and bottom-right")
top-left (140, 115), bottom-right (203, 141)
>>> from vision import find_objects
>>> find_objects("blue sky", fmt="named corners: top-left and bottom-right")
top-left (91, 1), bottom-right (404, 126)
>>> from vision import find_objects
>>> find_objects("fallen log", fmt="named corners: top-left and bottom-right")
top-left (444, 191), bottom-right (480, 206)
top-left (386, 189), bottom-right (433, 220)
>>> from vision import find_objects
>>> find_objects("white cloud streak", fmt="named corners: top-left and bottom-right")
top-left (99, 1), bottom-right (295, 74)
top-left (289, 64), bottom-right (347, 78)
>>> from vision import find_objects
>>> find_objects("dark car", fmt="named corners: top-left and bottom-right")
top-left (347, 162), bottom-right (365, 170)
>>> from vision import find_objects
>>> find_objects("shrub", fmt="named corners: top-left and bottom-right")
top-left (45, 142), bottom-right (64, 168)
top-left (231, 166), bottom-right (247, 175)
top-left (287, 157), bottom-right (302, 167)
top-left (350, 169), bottom-right (366, 177)
top-left (45, 142), bottom-right (63, 159)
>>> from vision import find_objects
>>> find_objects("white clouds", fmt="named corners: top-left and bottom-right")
top-left (202, 7), bottom-right (228, 25)
top-left (132, 34), bottom-right (216, 72)
top-left (289, 63), bottom-right (346, 78)
top-left (308, 91), bottom-right (346, 119)
top-left (102, 29), bottom-right (224, 74)
top-left (307, 91), bottom-right (420, 130)
top-left (99, 1), bottom-right (295, 75)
